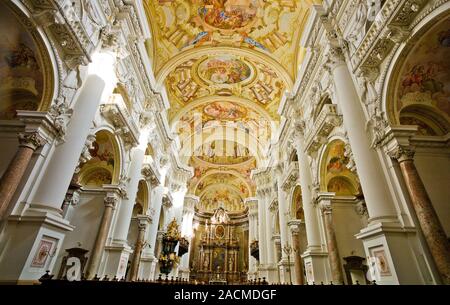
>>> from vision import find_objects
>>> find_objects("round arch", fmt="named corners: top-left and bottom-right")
top-left (190, 168), bottom-right (254, 197)
top-left (0, 1), bottom-right (57, 117)
top-left (290, 184), bottom-right (304, 220)
top-left (154, 45), bottom-right (294, 89)
top-left (170, 95), bottom-right (277, 128)
top-left (318, 139), bottom-right (360, 196)
top-left (78, 129), bottom-right (122, 186)
top-left (178, 125), bottom-right (266, 165)
top-left (197, 183), bottom-right (245, 212)
top-left (382, 5), bottom-right (450, 129)
top-left (136, 180), bottom-right (150, 213)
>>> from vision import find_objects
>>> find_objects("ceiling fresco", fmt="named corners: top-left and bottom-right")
top-left (145, 0), bottom-right (311, 78)
top-left (144, 0), bottom-right (315, 213)
top-left (189, 155), bottom-right (256, 199)
top-left (175, 100), bottom-right (272, 147)
top-left (190, 169), bottom-right (255, 212)
top-left (165, 53), bottom-right (285, 117)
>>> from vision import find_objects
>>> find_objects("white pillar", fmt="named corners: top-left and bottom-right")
top-left (112, 131), bottom-right (149, 243)
top-left (293, 138), bottom-right (322, 250)
top-left (102, 131), bottom-right (150, 278)
top-left (30, 52), bottom-right (117, 213)
top-left (276, 169), bottom-right (289, 256)
top-left (292, 135), bottom-right (330, 284)
top-left (264, 194), bottom-right (278, 283)
top-left (178, 195), bottom-right (198, 280)
top-left (148, 185), bottom-right (165, 255)
top-left (327, 46), bottom-right (425, 284)
top-left (328, 49), bottom-right (397, 223)
top-left (256, 191), bottom-right (268, 266)
top-left (246, 197), bottom-right (258, 280)
top-left (264, 196), bottom-right (275, 266)
top-left (276, 165), bottom-right (293, 284)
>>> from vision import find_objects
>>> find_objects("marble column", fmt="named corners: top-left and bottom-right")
top-left (129, 215), bottom-right (151, 281)
top-left (85, 191), bottom-right (119, 279)
top-left (318, 192), bottom-right (344, 284)
top-left (0, 132), bottom-right (45, 218)
top-left (288, 220), bottom-right (305, 285)
top-left (327, 47), bottom-right (398, 223)
top-left (391, 147), bottom-right (450, 284)
top-left (31, 52), bottom-right (116, 214)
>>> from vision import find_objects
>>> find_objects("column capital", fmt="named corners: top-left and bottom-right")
top-left (162, 193), bottom-right (173, 209)
top-left (287, 219), bottom-right (303, 235)
top-left (18, 132), bottom-right (45, 150)
top-left (100, 25), bottom-right (128, 59)
top-left (183, 194), bottom-right (199, 214)
top-left (292, 119), bottom-right (306, 140)
top-left (268, 198), bottom-right (278, 213)
top-left (274, 162), bottom-right (286, 175)
top-left (141, 163), bottom-right (161, 187)
top-left (355, 199), bottom-right (368, 218)
top-left (388, 145), bottom-right (415, 163)
top-left (63, 189), bottom-right (80, 207)
top-left (272, 234), bottom-right (281, 244)
top-left (104, 192), bottom-right (120, 209)
top-left (324, 46), bottom-right (346, 72)
top-left (245, 197), bottom-right (259, 215)
top-left (136, 214), bottom-right (152, 229)
top-left (317, 192), bottom-right (335, 215)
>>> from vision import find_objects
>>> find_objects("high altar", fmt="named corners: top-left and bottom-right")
top-left (190, 207), bottom-right (248, 284)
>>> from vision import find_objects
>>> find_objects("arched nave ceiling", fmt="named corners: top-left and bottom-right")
top-left (144, 0), bottom-right (315, 122)
top-left (143, 0), bottom-right (317, 204)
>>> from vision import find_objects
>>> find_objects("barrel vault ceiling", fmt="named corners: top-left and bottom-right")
top-left (144, 0), bottom-right (315, 209)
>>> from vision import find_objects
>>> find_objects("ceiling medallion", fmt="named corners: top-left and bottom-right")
top-left (203, 101), bottom-right (247, 120)
top-left (197, 55), bottom-right (253, 85)
top-left (195, 0), bottom-right (261, 34)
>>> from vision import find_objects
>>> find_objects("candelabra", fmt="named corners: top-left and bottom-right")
top-left (282, 244), bottom-right (293, 284)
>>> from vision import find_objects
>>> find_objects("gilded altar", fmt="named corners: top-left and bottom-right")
top-left (189, 207), bottom-right (248, 284)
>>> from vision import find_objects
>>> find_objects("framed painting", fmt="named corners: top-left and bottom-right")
top-left (31, 239), bottom-right (54, 268)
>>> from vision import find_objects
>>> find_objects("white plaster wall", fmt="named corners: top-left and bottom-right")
top-left (414, 153), bottom-right (450, 236)
top-left (52, 192), bottom-right (105, 276)
top-left (332, 203), bottom-right (365, 258)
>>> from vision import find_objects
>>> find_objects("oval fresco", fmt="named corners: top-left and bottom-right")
top-left (197, 0), bottom-right (259, 31)
top-left (203, 101), bottom-right (246, 120)
top-left (198, 55), bottom-right (252, 84)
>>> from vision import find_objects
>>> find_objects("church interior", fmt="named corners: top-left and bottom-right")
top-left (0, 0), bottom-right (449, 286)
